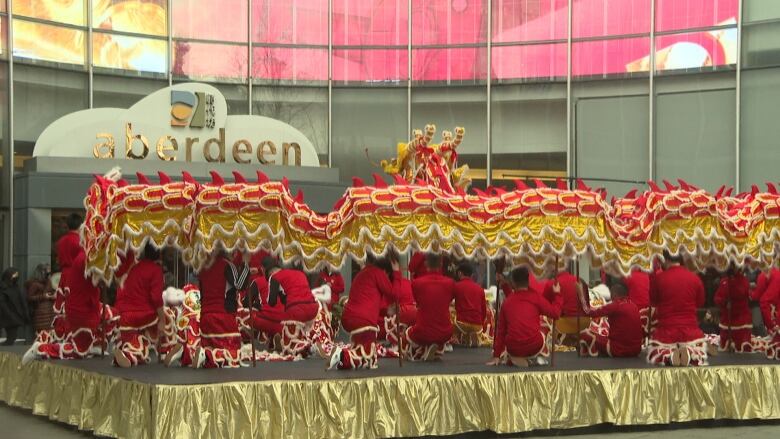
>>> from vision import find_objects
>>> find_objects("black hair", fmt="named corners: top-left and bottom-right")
top-left (611, 280), bottom-right (628, 298)
top-left (510, 267), bottom-right (529, 288)
top-left (143, 243), bottom-right (160, 261)
top-left (456, 262), bottom-right (473, 278)
top-left (663, 250), bottom-right (683, 264)
top-left (425, 253), bottom-right (442, 270)
top-left (262, 256), bottom-right (281, 275)
top-left (66, 213), bottom-right (83, 231)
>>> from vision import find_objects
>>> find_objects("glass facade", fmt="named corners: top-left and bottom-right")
top-left (1, 1), bottom-right (777, 265)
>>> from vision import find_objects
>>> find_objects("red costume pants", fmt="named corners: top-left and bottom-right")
top-left (647, 327), bottom-right (708, 366)
top-left (114, 312), bottom-right (161, 367)
top-left (718, 325), bottom-right (753, 353)
top-left (200, 311), bottom-right (243, 368)
top-left (333, 317), bottom-right (380, 370)
top-left (280, 303), bottom-right (319, 357)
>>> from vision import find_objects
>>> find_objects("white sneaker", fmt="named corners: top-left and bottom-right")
top-left (533, 356), bottom-right (548, 366)
top-left (21, 343), bottom-right (40, 366)
top-left (164, 343), bottom-right (183, 368)
top-left (443, 343), bottom-right (454, 352)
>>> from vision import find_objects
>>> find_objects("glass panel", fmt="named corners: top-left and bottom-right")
top-left (655, 78), bottom-right (736, 192)
top-left (740, 68), bottom-right (780, 190)
top-left (253, 86), bottom-right (328, 164)
top-left (332, 49), bottom-right (407, 84)
top-left (743, 0), bottom-right (780, 23)
top-left (172, 0), bottom-right (248, 42)
top-left (173, 41), bottom-right (247, 81)
top-left (92, 0), bottom-right (167, 36)
top-left (13, 19), bottom-right (86, 66)
top-left (0, 16), bottom-right (7, 59)
top-left (0, 60), bottom-right (9, 206)
top-left (14, 0), bottom-right (86, 26)
top-left (654, 30), bottom-right (737, 73)
top-left (172, 80), bottom-right (249, 115)
top-left (492, 43), bottom-right (567, 81)
top-left (412, 86), bottom-right (487, 186)
top-left (572, 0), bottom-right (650, 39)
top-left (411, 0), bottom-right (488, 45)
top-left (491, 83), bottom-right (566, 188)
top-left (332, 88), bottom-right (407, 183)
top-left (253, 0), bottom-right (327, 45)
top-left (93, 74), bottom-right (167, 108)
top-left (655, 0), bottom-right (738, 32)
top-left (333, 0), bottom-right (408, 46)
top-left (412, 47), bottom-right (488, 83)
top-left (742, 21), bottom-right (780, 68)
top-left (93, 32), bottom-right (166, 73)
top-left (576, 93), bottom-right (649, 197)
top-left (572, 37), bottom-right (651, 77)
top-left (253, 47), bottom-right (327, 83)
top-left (492, 0), bottom-right (568, 43)
top-left (13, 64), bottom-right (88, 153)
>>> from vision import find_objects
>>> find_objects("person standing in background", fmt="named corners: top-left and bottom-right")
top-left (26, 264), bottom-right (56, 342)
top-left (1, 268), bottom-right (30, 345)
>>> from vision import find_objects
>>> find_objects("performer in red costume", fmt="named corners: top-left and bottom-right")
top-left (647, 253), bottom-right (709, 366)
top-left (408, 252), bottom-right (429, 279)
top-left (23, 251), bottom-right (104, 364)
top-left (453, 262), bottom-right (487, 347)
top-left (760, 266), bottom-right (780, 360)
top-left (112, 245), bottom-right (166, 367)
top-left (624, 269), bottom-right (651, 337)
top-left (578, 282), bottom-right (643, 358)
top-left (164, 282), bottom-right (201, 368)
top-left (245, 269), bottom-right (285, 351)
top-left (197, 251), bottom-right (250, 368)
top-left (714, 266), bottom-right (753, 353)
top-left (752, 268), bottom-right (780, 332)
top-left (330, 254), bottom-right (400, 370)
top-left (487, 267), bottom-right (562, 367)
top-left (316, 269), bottom-right (345, 311)
top-left (47, 213), bottom-right (84, 343)
top-left (402, 254), bottom-right (456, 361)
top-left (543, 270), bottom-right (588, 340)
top-left (381, 269), bottom-right (417, 347)
top-left (262, 257), bottom-right (320, 357)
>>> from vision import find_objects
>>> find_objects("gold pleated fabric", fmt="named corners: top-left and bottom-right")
top-left (0, 352), bottom-right (151, 439)
top-left (3, 350), bottom-right (780, 439)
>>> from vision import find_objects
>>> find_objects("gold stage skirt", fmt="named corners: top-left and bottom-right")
top-left (2, 351), bottom-right (780, 439)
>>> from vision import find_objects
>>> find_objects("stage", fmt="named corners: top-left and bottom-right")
top-left (1, 345), bottom-right (779, 439)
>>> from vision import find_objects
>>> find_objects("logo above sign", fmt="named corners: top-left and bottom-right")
top-left (33, 83), bottom-right (319, 167)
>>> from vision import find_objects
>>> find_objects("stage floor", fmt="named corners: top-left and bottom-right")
top-left (2, 344), bottom-right (780, 439)
top-left (1, 344), bottom-right (778, 385)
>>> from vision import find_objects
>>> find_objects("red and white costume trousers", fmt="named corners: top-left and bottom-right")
top-left (333, 326), bottom-right (380, 370)
top-left (647, 328), bottom-right (708, 366)
top-left (718, 323), bottom-right (753, 353)
top-left (199, 311), bottom-right (243, 368)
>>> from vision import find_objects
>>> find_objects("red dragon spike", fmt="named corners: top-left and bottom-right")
top-left (158, 172), bottom-right (171, 185)
top-left (209, 171), bottom-right (224, 186)
top-left (513, 179), bottom-right (529, 191)
top-left (256, 171), bottom-right (269, 184)
top-left (662, 180), bottom-right (677, 191)
top-left (351, 177), bottom-right (365, 187)
top-left (766, 182), bottom-right (778, 195)
top-left (372, 173), bottom-right (388, 188)
top-left (715, 185), bottom-right (726, 199)
top-left (676, 179), bottom-right (692, 191)
top-left (533, 179), bottom-right (547, 189)
top-left (392, 174), bottom-right (408, 185)
top-left (281, 177), bottom-right (290, 191)
top-left (647, 181), bottom-right (663, 193)
top-left (623, 189), bottom-right (638, 199)
top-left (294, 189), bottom-right (305, 203)
top-left (182, 171), bottom-right (197, 185)
top-left (724, 187), bottom-right (734, 197)
top-left (136, 172), bottom-right (151, 185)
top-left (576, 179), bottom-right (590, 192)
top-left (232, 171), bottom-right (247, 184)
top-left (556, 178), bottom-right (568, 190)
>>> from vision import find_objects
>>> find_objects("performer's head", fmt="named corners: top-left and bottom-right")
top-left (142, 243), bottom-right (160, 261)
top-left (424, 253), bottom-right (442, 271)
top-left (262, 256), bottom-right (281, 276)
top-left (610, 280), bottom-right (628, 299)
top-left (66, 213), bottom-right (83, 231)
top-left (663, 250), bottom-right (684, 267)
top-left (510, 266), bottom-right (530, 290)
top-left (455, 262), bottom-right (473, 281)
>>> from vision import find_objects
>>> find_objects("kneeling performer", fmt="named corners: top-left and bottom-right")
top-left (578, 282), bottom-right (643, 358)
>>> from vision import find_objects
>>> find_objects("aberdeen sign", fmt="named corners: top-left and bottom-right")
top-left (33, 83), bottom-right (319, 167)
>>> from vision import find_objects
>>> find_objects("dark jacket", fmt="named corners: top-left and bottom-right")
top-left (26, 278), bottom-right (55, 332)
top-left (0, 268), bottom-right (29, 328)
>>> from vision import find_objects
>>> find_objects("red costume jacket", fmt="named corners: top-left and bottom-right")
top-left (650, 265), bottom-right (705, 343)
top-left (317, 270), bottom-right (346, 309)
top-left (454, 278), bottom-right (486, 325)
top-left (759, 269), bottom-right (780, 331)
top-left (115, 259), bottom-right (164, 326)
top-left (343, 265), bottom-right (400, 328)
top-left (584, 297), bottom-right (643, 357)
top-left (248, 274), bottom-right (285, 322)
top-left (410, 273), bottom-right (456, 343)
top-left (714, 273), bottom-right (752, 328)
top-left (64, 252), bottom-right (102, 329)
top-left (625, 270), bottom-right (650, 309)
top-left (493, 289), bottom-right (563, 358)
top-left (268, 268), bottom-right (318, 322)
top-left (544, 272), bottom-right (582, 317)
top-left (199, 258), bottom-right (231, 315)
